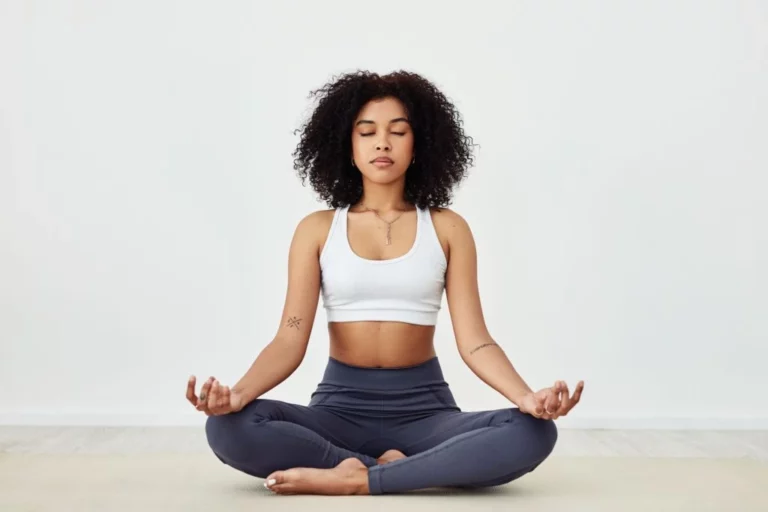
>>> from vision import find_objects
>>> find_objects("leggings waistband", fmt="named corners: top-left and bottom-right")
top-left (319, 356), bottom-right (448, 391)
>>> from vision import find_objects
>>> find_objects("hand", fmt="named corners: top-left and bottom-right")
top-left (518, 380), bottom-right (584, 420)
top-left (186, 375), bottom-right (246, 416)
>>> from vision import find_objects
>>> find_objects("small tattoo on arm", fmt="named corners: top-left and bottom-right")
top-left (469, 342), bottom-right (497, 355)
top-left (287, 316), bottom-right (302, 329)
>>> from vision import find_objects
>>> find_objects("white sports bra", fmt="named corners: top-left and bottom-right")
top-left (319, 205), bottom-right (447, 326)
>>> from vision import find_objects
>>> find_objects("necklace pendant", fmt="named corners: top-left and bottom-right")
top-left (385, 227), bottom-right (392, 245)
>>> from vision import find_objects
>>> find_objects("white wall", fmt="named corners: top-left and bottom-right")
top-left (1, 0), bottom-right (766, 429)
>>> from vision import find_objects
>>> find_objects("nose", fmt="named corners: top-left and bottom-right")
top-left (374, 134), bottom-right (391, 151)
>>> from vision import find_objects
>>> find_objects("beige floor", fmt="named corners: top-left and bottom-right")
top-left (1, 428), bottom-right (767, 511)
top-left (1, 453), bottom-right (767, 511)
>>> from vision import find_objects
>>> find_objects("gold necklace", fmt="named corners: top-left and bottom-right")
top-left (361, 206), bottom-right (407, 246)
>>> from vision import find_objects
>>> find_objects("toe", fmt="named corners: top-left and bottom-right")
top-left (270, 484), bottom-right (295, 495)
top-left (263, 472), bottom-right (283, 490)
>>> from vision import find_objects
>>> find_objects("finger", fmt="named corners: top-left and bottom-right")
top-left (553, 383), bottom-right (564, 411)
top-left (197, 377), bottom-right (215, 410)
top-left (208, 380), bottom-right (220, 410)
top-left (546, 388), bottom-right (561, 419)
top-left (186, 376), bottom-right (198, 406)
top-left (545, 383), bottom-right (560, 417)
top-left (213, 380), bottom-right (225, 411)
top-left (556, 381), bottom-right (571, 414)
top-left (199, 376), bottom-right (214, 399)
top-left (541, 389), bottom-right (553, 413)
top-left (561, 381), bottom-right (585, 416)
top-left (215, 382), bottom-right (228, 411)
top-left (544, 388), bottom-right (560, 414)
top-left (212, 381), bottom-right (221, 409)
top-left (571, 380), bottom-right (585, 405)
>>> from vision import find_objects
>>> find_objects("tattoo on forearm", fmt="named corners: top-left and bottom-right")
top-left (469, 342), bottom-right (498, 355)
top-left (287, 316), bottom-right (302, 329)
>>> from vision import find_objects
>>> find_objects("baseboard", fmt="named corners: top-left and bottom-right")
top-left (1, 412), bottom-right (767, 430)
top-left (558, 416), bottom-right (768, 430)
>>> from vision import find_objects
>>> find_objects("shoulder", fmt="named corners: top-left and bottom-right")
top-left (297, 208), bottom-right (336, 227)
top-left (427, 207), bottom-right (474, 263)
top-left (429, 207), bottom-right (472, 237)
top-left (292, 208), bottom-right (337, 254)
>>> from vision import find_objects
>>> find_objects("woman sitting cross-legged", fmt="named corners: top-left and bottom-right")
top-left (186, 69), bottom-right (584, 496)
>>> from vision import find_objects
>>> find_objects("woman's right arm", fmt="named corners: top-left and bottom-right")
top-left (230, 211), bottom-right (325, 406)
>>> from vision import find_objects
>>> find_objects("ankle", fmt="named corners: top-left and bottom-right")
top-left (352, 467), bottom-right (370, 495)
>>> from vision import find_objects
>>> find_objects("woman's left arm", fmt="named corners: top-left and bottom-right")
top-left (441, 209), bottom-right (531, 405)
top-left (440, 209), bottom-right (583, 416)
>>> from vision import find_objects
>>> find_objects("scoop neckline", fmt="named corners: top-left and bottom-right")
top-left (343, 204), bottom-right (421, 264)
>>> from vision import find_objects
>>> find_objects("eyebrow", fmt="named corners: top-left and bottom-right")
top-left (355, 117), bottom-right (410, 127)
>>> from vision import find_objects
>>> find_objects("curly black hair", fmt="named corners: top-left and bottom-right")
top-left (292, 70), bottom-right (476, 210)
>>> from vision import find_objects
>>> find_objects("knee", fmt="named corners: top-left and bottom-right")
top-left (510, 410), bottom-right (558, 461)
top-left (533, 417), bottom-right (558, 458)
top-left (205, 411), bottom-right (241, 461)
top-left (204, 400), bottom-right (265, 461)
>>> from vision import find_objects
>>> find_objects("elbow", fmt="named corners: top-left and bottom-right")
top-left (271, 336), bottom-right (309, 362)
top-left (459, 343), bottom-right (506, 367)
top-left (458, 335), bottom-right (499, 358)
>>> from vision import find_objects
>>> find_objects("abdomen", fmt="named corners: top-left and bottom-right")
top-left (327, 321), bottom-right (437, 368)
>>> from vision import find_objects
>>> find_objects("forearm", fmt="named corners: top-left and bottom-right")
top-left (459, 339), bottom-right (533, 406)
top-left (231, 338), bottom-right (305, 406)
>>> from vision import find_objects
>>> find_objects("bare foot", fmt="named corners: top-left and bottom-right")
top-left (377, 449), bottom-right (407, 465)
top-left (264, 458), bottom-right (369, 495)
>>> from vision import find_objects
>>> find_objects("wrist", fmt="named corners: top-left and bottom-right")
top-left (231, 389), bottom-right (249, 411)
top-left (507, 388), bottom-right (532, 407)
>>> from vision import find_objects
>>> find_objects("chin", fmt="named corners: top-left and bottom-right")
top-left (362, 167), bottom-right (408, 183)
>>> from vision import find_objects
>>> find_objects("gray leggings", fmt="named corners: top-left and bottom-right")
top-left (206, 356), bottom-right (557, 495)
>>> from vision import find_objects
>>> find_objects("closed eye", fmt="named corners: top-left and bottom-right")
top-left (360, 132), bottom-right (406, 137)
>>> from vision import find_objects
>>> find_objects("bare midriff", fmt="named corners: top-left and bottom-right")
top-left (327, 321), bottom-right (437, 368)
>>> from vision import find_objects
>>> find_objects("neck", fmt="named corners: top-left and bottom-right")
top-left (357, 200), bottom-right (412, 213)
top-left (354, 181), bottom-right (411, 213)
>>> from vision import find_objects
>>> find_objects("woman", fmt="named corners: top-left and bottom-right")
top-left (186, 70), bottom-right (584, 496)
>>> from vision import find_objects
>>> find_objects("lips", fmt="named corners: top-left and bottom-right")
top-left (372, 157), bottom-right (393, 164)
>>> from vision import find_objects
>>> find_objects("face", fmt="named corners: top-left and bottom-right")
top-left (351, 96), bottom-right (414, 184)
